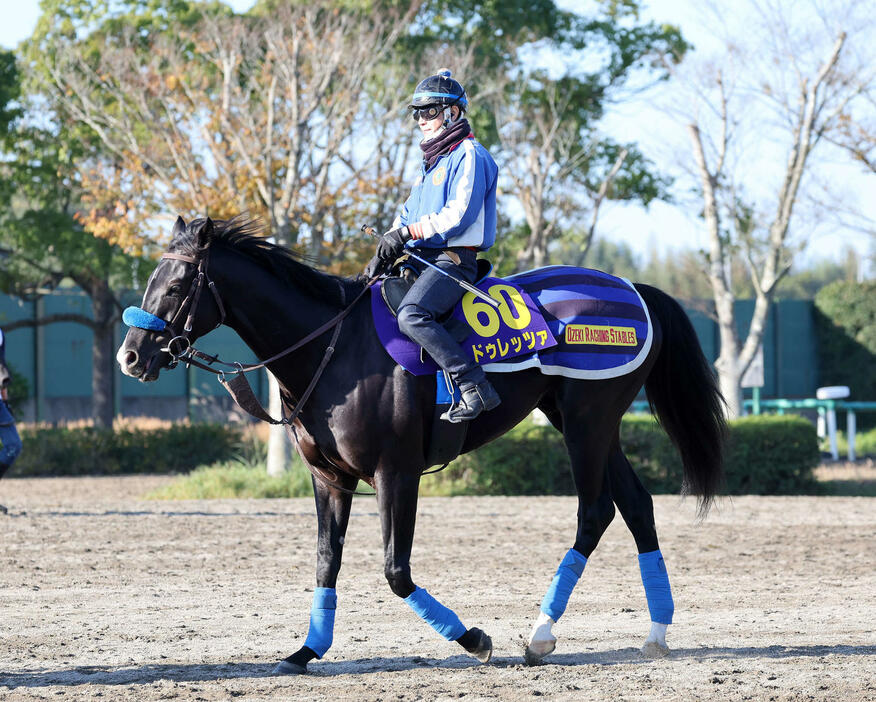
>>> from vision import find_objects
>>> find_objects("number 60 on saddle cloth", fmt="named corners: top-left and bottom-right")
top-left (371, 265), bottom-right (653, 381)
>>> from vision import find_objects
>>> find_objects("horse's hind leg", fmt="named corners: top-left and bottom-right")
top-left (525, 408), bottom-right (616, 665)
top-left (375, 468), bottom-right (492, 664)
top-left (607, 444), bottom-right (674, 657)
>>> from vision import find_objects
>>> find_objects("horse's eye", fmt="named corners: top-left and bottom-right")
top-left (166, 285), bottom-right (183, 297)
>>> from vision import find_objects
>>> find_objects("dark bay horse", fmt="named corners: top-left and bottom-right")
top-left (117, 216), bottom-right (724, 672)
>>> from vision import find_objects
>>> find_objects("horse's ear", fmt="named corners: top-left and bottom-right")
top-left (197, 217), bottom-right (215, 248)
top-left (172, 216), bottom-right (186, 239)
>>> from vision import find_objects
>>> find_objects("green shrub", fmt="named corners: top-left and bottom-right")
top-left (428, 420), bottom-right (573, 496)
top-left (723, 415), bottom-right (819, 494)
top-left (425, 413), bottom-right (820, 497)
top-left (11, 423), bottom-right (243, 477)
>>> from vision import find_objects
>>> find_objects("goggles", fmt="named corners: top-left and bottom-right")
top-left (411, 104), bottom-right (444, 122)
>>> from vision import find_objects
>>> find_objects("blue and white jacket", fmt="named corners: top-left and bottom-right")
top-left (393, 136), bottom-right (498, 251)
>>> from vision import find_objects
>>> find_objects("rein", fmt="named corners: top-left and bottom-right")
top-left (125, 250), bottom-right (379, 496)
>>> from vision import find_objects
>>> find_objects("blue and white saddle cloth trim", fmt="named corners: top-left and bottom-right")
top-left (483, 266), bottom-right (653, 380)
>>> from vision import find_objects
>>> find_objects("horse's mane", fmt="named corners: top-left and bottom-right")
top-left (174, 215), bottom-right (364, 305)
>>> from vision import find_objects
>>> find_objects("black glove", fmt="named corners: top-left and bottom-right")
top-left (375, 227), bottom-right (411, 262)
top-left (364, 254), bottom-right (389, 279)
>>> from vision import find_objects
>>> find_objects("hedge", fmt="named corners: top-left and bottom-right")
top-left (433, 414), bottom-right (820, 496)
top-left (6, 414), bottom-right (821, 496)
top-left (10, 423), bottom-right (243, 477)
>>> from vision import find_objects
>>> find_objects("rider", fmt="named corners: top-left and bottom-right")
top-left (366, 69), bottom-right (500, 423)
top-left (0, 327), bottom-right (23, 512)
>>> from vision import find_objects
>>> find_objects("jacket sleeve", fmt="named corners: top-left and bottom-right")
top-left (416, 143), bottom-right (486, 243)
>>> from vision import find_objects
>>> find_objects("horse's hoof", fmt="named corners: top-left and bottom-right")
top-left (272, 659), bottom-right (308, 675)
top-left (640, 640), bottom-right (670, 658)
top-left (524, 639), bottom-right (555, 666)
top-left (464, 627), bottom-right (493, 663)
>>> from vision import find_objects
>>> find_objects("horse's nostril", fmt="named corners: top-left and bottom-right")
top-left (125, 350), bottom-right (139, 368)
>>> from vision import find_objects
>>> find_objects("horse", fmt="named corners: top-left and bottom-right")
top-left (117, 215), bottom-right (725, 673)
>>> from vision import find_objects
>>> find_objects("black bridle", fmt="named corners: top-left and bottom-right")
top-left (158, 251), bottom-right (226, 366)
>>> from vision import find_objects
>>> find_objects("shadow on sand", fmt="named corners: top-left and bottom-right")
top-left (2, 643), bottom-right (873, 689)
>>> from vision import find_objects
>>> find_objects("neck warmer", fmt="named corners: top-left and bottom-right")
top-left (420, 118), bottom-right (472, 170)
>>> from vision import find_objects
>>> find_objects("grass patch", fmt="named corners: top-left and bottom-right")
top-left (813, 460), bottom-right (876, 497)
top-left (147, 461), bottom-right (314, 499)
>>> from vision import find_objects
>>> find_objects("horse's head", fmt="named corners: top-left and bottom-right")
top-left (117, 216), bottom-right (225, 381)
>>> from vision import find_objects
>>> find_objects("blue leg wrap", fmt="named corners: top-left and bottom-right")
top-left (303, 587), bottom-right (337, 658)
top-left (404, 586), bottom-right (467, 641)
top-left (638, 550), bottom-right (674, 624)
top-left (540, 548), bottom-right (588, 621)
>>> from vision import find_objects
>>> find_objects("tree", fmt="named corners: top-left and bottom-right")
top-left (483, 4), bottom-right (685, 271)
top-left (670, 0), bottom-right (874, 417)
top-left (0, 69), bottom-right (141, 427)
top-left (24, 0), bottom-right (423, 472)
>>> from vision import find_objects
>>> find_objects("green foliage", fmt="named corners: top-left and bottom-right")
top-left (424, 414), bottom-right (820, 497)
top-left (431, 420), bottom-right (575, 496)
top-left (814, 280), bottom-right (876, 400)
top-left (829, 426), bottom-right (876, 458)
top-left (724, 416), bottom-right (819, 494)
top-left (0, 50), bottom-right (21, 140)
top-left (10, 423), bottom-right (243, 477)
top-left (2, 363), bottom-right (29, 416)
top-left (147, 462), bottom-right (314, 499)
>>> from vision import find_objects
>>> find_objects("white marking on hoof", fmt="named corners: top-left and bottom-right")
top-left (640, 621), bottom-right (669, 658)
top-left (272, 660), bottom-right (307, 675)
top-left (525, 612), bottom-right (556, 665)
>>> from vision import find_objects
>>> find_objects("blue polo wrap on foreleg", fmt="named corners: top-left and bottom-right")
top-left (638, 550), bottom-right (674, 624)
top-left (404, 586), bottom-right (467, 641)
top-left (303, 587), bottom-right (337, 658)
top-left (540, 548), bottom-right (588, 621)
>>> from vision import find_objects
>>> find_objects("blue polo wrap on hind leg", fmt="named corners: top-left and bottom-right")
top-left (404, 586), bottom-right (467, 641)
top-left (540, 548), bottom-right (588, 621)
top-left (638, 550), bottom-right (674, 624)
top-left (303, 587), bottom-right (337, 658)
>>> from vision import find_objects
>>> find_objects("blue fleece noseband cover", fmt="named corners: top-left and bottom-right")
top-left (541, 548), bottom-right (588, 621)
top-left (123, 306), bottom-right (167, 332)
top-left (404, 586), bottom-right (466, 641)
top-left (303, 587), bottom-right (337, 658)
top-left (638, 550), bottom-right (674, 624)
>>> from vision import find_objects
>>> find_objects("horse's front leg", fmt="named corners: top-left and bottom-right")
top-left (273, 473), bottom-right (356, 675)
top-left (376, 468), bottom-right (492, 664)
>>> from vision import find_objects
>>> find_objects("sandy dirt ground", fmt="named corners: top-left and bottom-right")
top-left (0, 476), bottom-right (874, 701)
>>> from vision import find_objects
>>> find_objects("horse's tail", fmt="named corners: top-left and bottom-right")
top-left (635, 283), bottom-right (726, 514)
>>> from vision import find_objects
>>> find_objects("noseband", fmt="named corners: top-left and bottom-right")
top-left (122, 250), bottom-right (226, 367)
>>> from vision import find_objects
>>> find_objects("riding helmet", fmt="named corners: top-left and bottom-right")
top-left (409, 69), bottom-right (468, 111)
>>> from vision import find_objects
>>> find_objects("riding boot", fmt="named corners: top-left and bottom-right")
top-left (441, 377), bottom-right (501, 423)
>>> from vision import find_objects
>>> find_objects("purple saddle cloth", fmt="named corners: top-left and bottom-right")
top-left (370, 265), bottom-right (651, 380)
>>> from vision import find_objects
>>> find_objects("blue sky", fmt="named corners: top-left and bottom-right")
top-left (2, 0), bottom-right (873, 273)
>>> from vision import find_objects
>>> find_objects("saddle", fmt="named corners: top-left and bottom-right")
top-left (380, 258), bottom-right (494, 348)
